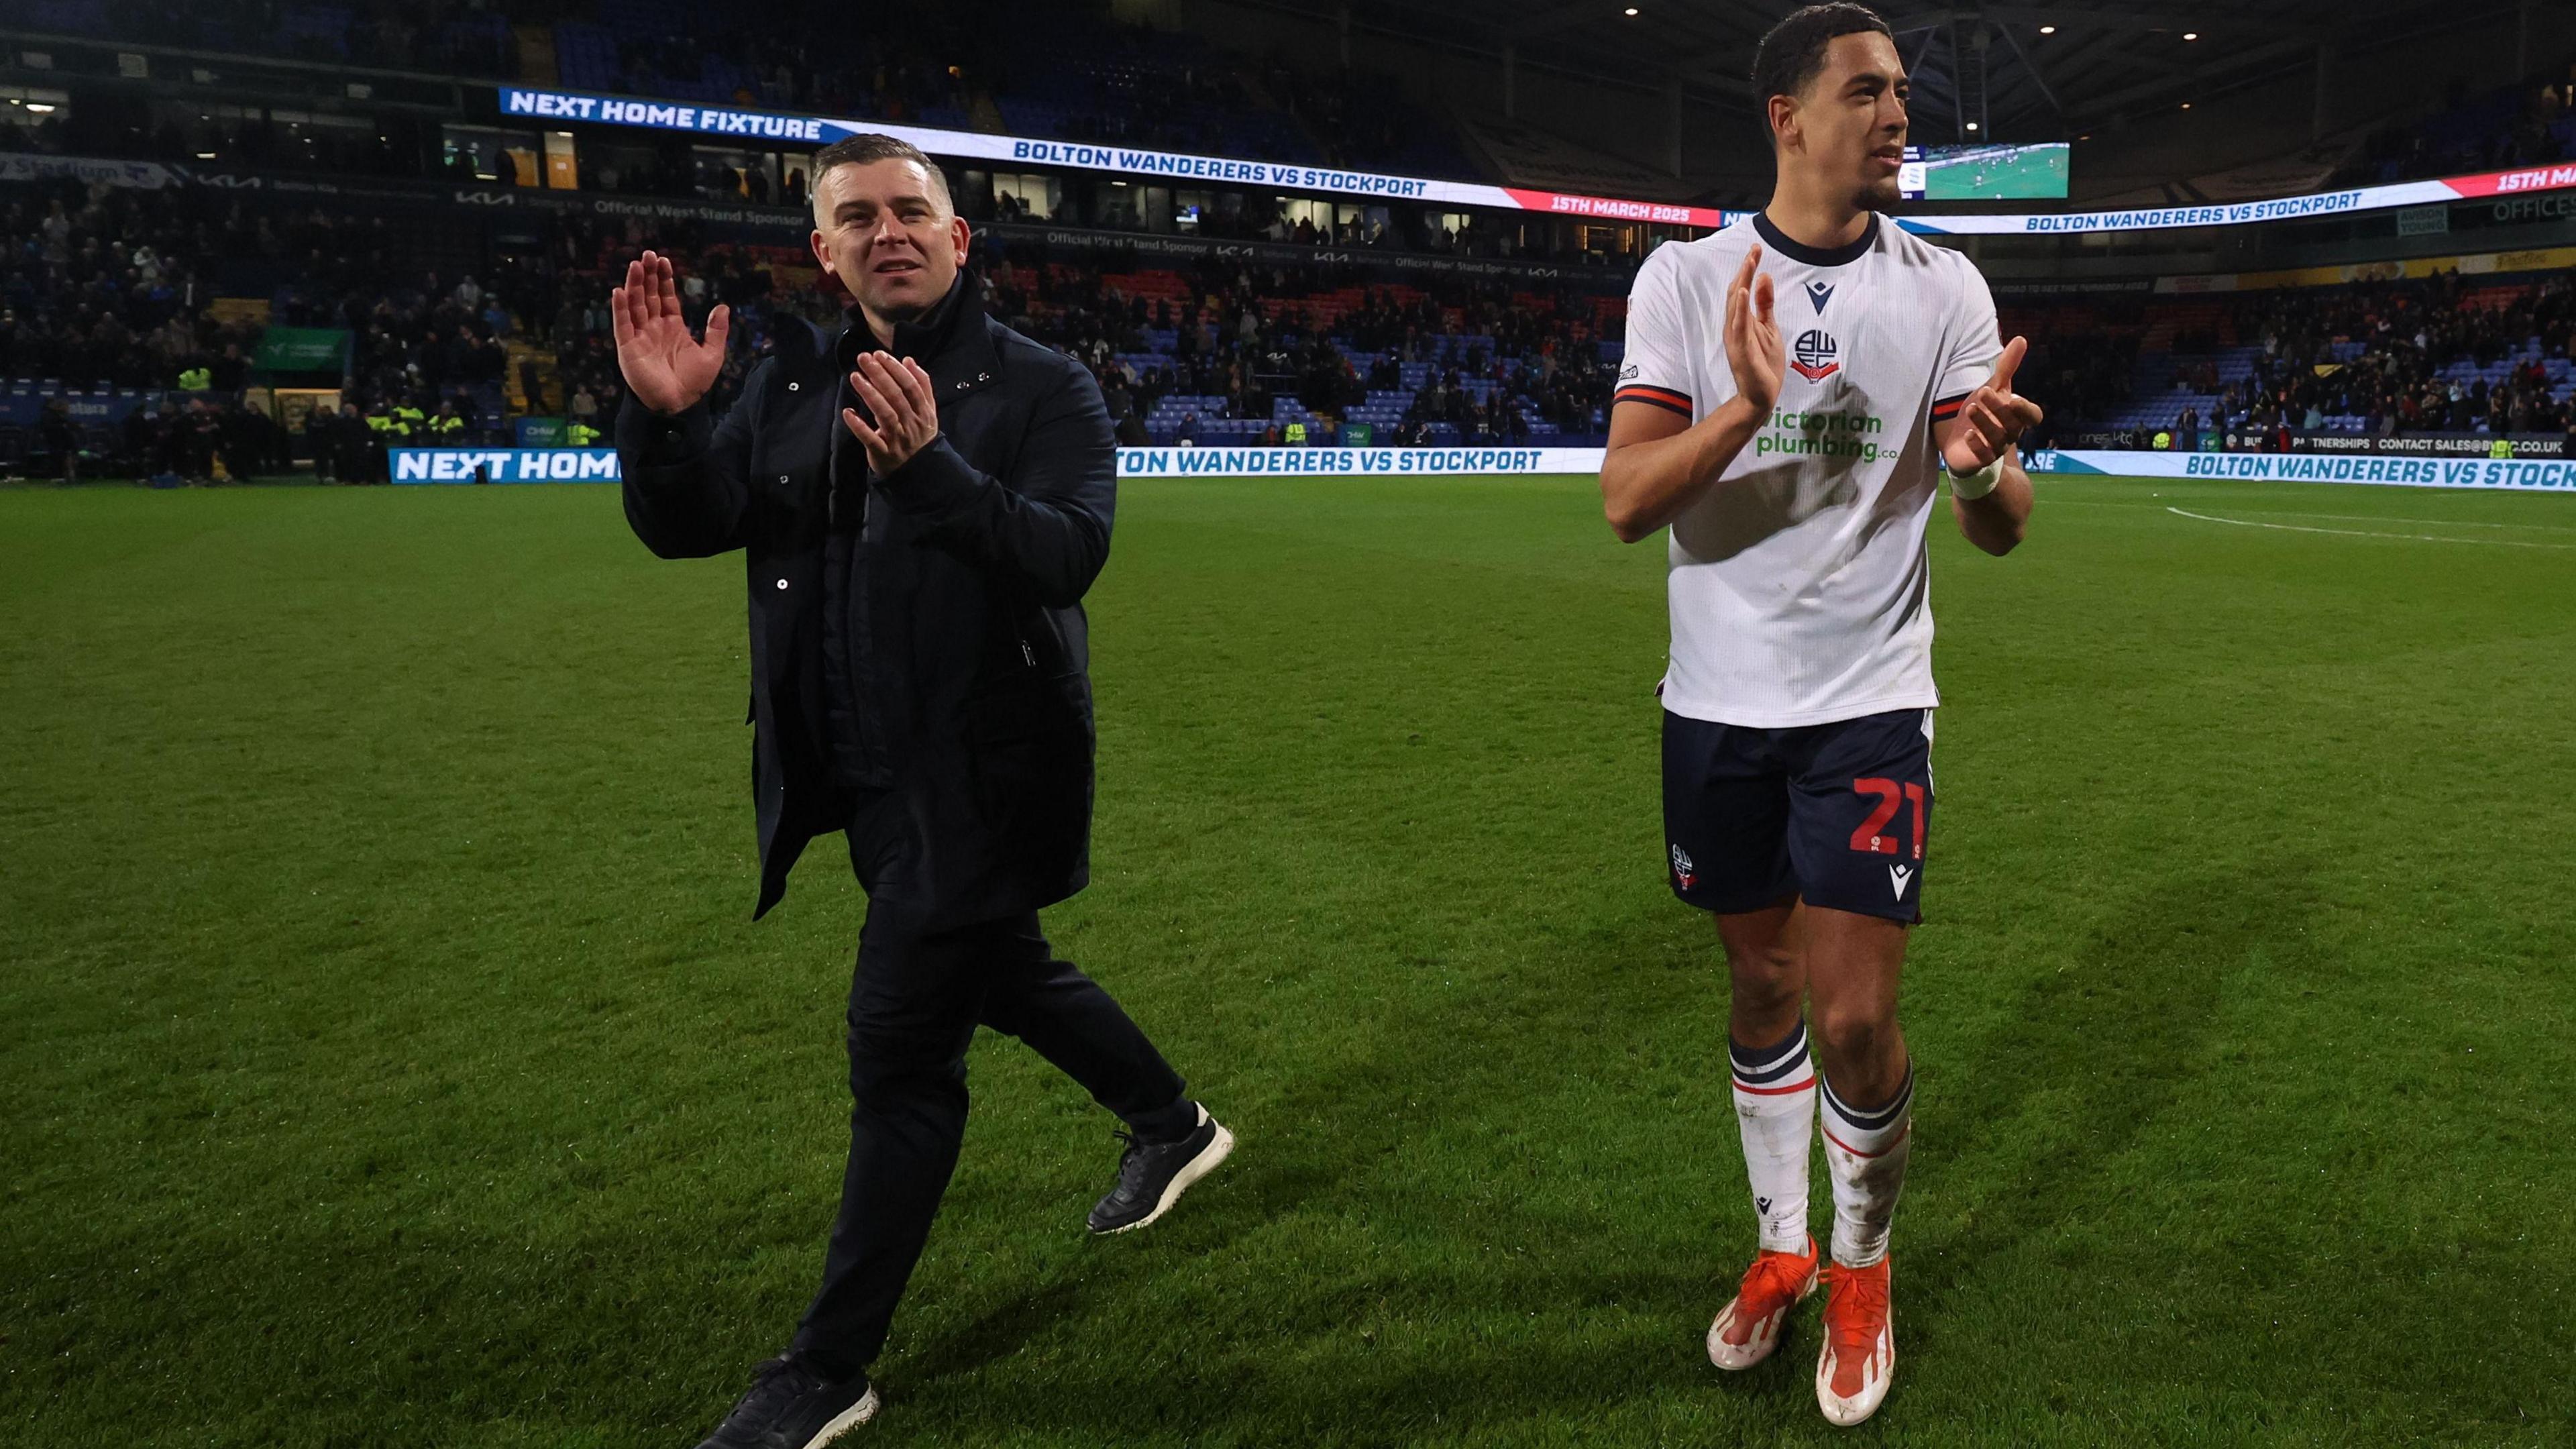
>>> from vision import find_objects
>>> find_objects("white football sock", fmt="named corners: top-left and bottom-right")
top-left (1819, 1066), bottom-right (1913, 1268)
top-left (1729, 1018), bottom-right (1817, 1255)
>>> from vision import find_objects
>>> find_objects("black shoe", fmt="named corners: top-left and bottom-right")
top-left (1087, 1103), bottom-right (1234, 1234)
top-left (695, 1354), bottom-right (878, 1449)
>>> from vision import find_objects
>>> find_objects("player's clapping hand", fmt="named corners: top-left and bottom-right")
top-left (842, 352), bottom-right (942, 476)
top-left (610, 250), bottom-right (730, 417)
top-left (1941, 335), bottom-right (2046, 474)
top-left (1725, 245), bottom-right (1784, 417)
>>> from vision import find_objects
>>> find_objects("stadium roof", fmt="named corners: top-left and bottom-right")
top-left (1249, 1), bottom-right (2492, 141)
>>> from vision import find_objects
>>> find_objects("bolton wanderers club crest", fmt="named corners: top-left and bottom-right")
top-left (1670, 843), bottom-right (1697, 891)
top-left (1791, 328), bottom-right (1841, 382)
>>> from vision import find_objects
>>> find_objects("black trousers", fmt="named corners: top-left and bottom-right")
top-left (788, 793), bottom-right (1187, 1374)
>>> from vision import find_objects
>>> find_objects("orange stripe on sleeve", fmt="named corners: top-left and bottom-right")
top-left (1615, 384), bottom-right (1693, 418)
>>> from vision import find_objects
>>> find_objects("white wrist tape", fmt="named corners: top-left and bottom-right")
top-left (1948, 458), bottom-right (2005, 500)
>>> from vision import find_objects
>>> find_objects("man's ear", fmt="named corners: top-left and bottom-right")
top-left (949, 215), bottom-right (971, 267)
top-left (1769, 93), bottom-right (1800, 152)
top-left (808, 227), bottom-right (836, 282)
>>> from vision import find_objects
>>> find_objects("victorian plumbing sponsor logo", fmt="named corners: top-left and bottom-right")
top-left (1754, 406), bottom-right (1886, 462)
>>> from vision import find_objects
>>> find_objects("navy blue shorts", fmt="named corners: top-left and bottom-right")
top-left (1661, 707), bottom-right (1935, 924)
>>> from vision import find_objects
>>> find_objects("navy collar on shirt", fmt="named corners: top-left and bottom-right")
top-left (1752, 210), bottom-right (1880, 268)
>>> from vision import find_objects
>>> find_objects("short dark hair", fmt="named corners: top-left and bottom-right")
top-left (1751, 3), bottom-right (1896, 124)
top-left (808, 133), bottom-right (953, 212)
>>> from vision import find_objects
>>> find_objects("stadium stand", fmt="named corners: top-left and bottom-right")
top-left (2010, 272), bottom-right (2576, 448)
top-left (514, 229), bottom-right (1627, 447)
top-left (6, 3), bottom-right (2576, 475)
top-left (17, 131), bottom-right (2576, 475)
top-left (983, 21), bottom-right (1318, 168)
top-left (0, 174), bottom-right (517, 474)
top-left (985, 252), bottom-right (1621, 445)
top-left (551, 1), bottom-right (977, 129)
top-left (2338, 72), bottom-right (2576, 186)
top-left (0, 157), bottom-right (1629, 475)
top-left (13, 0), bottom-right (1481, 182)
top-left (21, 0), bottom-right (518, 76)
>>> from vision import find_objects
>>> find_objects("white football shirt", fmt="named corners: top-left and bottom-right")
top-left (1616, 212), bottom-right (2000, 728)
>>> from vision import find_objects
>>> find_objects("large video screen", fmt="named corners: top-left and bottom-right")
top-left (1900, 143), bottom-right (2072, 201)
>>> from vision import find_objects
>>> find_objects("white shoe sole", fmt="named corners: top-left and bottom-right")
top-left (1815, 1320), bottom-right (1894, 1427)
top-left (1707, 1256), bottom-right (1820, 1371)
top-left (798, 1386), bottom-right (879, 1447)
top-left (1098, 1121), bottom-right (1234, 1235)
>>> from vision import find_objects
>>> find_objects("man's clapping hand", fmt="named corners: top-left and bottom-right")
top-left (1940, 336), bottom-right (2045, 476)
top-left (610, 250), bottom-right (731, 417)
top-left (842, 352), bottom-right (941, 476)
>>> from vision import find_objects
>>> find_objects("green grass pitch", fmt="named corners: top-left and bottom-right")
top-left (4, 473), bottom-right (2572, 1446)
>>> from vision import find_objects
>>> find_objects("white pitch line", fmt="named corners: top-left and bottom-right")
top-left (2164, 506), bottom-right (2576, 549)
top-left (2204, 507), bottom-right (2576, 533)
top-left (2041, 498), bottom-right (2571, 530)
top-left (2049, 495), bottom-right (2576, 533)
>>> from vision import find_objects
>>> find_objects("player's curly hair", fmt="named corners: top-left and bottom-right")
top-left (1750, 3), bottom-right (1896, 130)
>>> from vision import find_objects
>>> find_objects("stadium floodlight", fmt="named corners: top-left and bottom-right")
top-left (1966, 122), bottom-right (1980, 131)
top-left (1623, 6), bottom-right (1639, 13)
top-left (2037, 24), bottom-right (2054, 34)
top-left (2182, 31), bottom-right (2198, 40)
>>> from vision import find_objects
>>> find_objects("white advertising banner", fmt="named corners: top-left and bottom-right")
top-left (384, 445), bottom-right (1608, 483)
top-left (391, 447), bottom-right (621, 482)
top-left (1116, 446), bottom-right (1605, 477)
top-left (501, 85), bottom-right (2576, 237)
top-left (2029, 449), bottom-right (2576, 492)
top-left (385, 443), bottom-right (2576, 490)
top-left (500, 89), bottom-right (1733, 228)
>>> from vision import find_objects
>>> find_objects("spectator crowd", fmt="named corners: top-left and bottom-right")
top-left (16, 148), bottom-right (2576, 482)
top-left (2015, 269), bottom-right (2576, 451)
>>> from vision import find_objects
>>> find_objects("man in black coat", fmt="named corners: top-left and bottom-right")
top-left (36, 399), bottom-right (78, 484)
top-left (612, 135), bottom-right (1232, 1449)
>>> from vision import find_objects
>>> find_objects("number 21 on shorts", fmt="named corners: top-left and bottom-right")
top-left (1849, 777), bottom-right (1927, 861)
